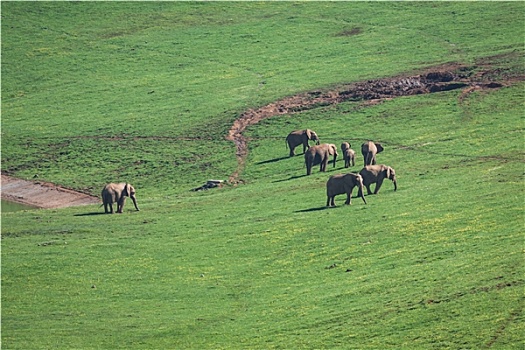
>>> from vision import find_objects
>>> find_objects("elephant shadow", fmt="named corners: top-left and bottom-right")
top-left (295, 206), bottom-right (329, 213)
top-left (256, 156), bottom-right (292, 165)
top-left (272, 174), bottom-right (309, 183)
top-left (74, 212), bottom-right (107, 217)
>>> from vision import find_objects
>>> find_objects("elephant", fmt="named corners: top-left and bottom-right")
top-left (358, 164), bottom-right (397, 196)
top-left (361, 141), bottom-right (384, 167)
top-left (341, 142), bottom-right (356, 168)
top-left (286, 129), bottom-right (320, 157)
top-left (326, 173), bottom-right (367, 207)
top-left (304, 143), bottom-right (337, 175)
top-left (101, 182), bottom-right (139, 214)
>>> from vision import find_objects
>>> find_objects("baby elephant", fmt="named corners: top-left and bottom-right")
top-left (343, 148), bottom-right (356, 168)
top-left (326, 173), bottom-right (367, 207)
top-left (358, 165), bottom-right (397, 195)
top-left (101, 183), bottom-right (140, 214)
top-left (341, 142), bottom-right (355, 168)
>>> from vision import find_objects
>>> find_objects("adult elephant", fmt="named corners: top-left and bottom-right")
top-left (341, 142), bottom-right (356, 168)
top-left (358, 165), bottom-right (397, 195)
top-left (326, 173), bottom-right (367, 207)
top-left (101, 183), bottom-right (140, 214)
top-left (361, 141), bottom-right (384, 167)
top-left (304, 143), bottom-right (337, 175)
top-left (286, 129), bottom-right (320, 157)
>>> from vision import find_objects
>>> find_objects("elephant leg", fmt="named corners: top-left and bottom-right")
top-left (345, 192), bottom-right (351, 205)
top-left (117, 198), bottom-right (126, 213)
top-left (374, 179), bottom-right (384, 194)
top-left (366, 184), bottom-right (373, 195)
top-left (321, 159), bottom-right (328, 172)
top-left (108, 203), bottom-right (114, 214)
top-left (326, 196), bottom-right (333, 207)
top-left (290, 141), bottom-right (298, 156)
top-left (104, 202), bottom-right (109, 214)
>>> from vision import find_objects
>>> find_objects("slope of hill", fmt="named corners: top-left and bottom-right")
top-left (2, 2), bottom-right (523, 349)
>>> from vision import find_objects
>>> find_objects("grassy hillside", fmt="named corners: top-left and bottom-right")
top-left (2, 2), bottom-right (524, 349)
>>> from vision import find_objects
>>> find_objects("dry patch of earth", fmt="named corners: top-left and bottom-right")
top-left (1, 174), bottom-right (99, 209)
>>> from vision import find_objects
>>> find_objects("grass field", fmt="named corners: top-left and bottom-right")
top-left (2, 2), bottom-right (524, 349)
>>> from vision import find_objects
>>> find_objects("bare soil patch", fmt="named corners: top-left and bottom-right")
top-left (1, 174), bottom-right (99, 209)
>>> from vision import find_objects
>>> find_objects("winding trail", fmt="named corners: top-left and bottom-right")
top-left (226, 57), bottom-right (523, 183)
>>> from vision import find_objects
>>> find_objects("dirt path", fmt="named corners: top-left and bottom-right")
top-left (1, 174), bottom-right (99, 209)
top-left (2, 54), bottom-right (522, 208)
top-left (226, 55), bottom-right (523, 183)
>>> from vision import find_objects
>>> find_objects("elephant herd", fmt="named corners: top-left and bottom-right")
top-left (286, 129), bottom-right (398, 207)
top-left (100, 128), bottom-right (397, 213)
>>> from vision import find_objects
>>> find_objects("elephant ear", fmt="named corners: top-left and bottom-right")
top-left (386, 166), bottom-right (391, 179)
top-left (305, 129), bottom-right (312, 139)
top-left (376, 143), bottom-right (384, 153)
top-left (124, 183), bottom-right (131, 197)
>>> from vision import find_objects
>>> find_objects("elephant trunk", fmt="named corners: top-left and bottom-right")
top-left (131, 195), bottom-right (140, 211)
top-left (359, 188), bottom-right (367, 204)
top-left (356, 176), bottom-right (367, 204)
top-left (392, 178), bottom-right (397, 191)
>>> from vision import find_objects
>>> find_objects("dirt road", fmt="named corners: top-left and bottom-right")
top-left (1, 174), bottom-right (99, 209)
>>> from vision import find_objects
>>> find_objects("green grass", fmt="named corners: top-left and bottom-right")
top-left (2, 2), bottom-right (524, 349)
